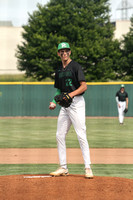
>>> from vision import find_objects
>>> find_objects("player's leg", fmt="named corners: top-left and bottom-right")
top-left (121, 102), bottom-right (126, 123)
top-left (68, 96), bottom-right (92, 169)
top-left (56, 107), bottom-right (72, 169)
top-left (50, 108), bottom-right (71, 176)
top-left (118, 102), bottom-right (124, 124)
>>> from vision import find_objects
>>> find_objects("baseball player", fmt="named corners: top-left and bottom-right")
top-left (49, 42), bottom-right (93, 178)
top-left (116, 84), bottom-right (129, 124)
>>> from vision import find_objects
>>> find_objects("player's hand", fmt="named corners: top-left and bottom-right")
top-left (68, 93), bottom-right (74, 98)
top-left (49, 102), bottom-right (56, 110)
top-left (118, 104), bottom-right (121, 108)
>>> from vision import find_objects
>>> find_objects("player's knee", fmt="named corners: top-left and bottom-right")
top-left (78, 135), bottom-right (85, 143)
top-left (77, 132), bottom-right (87, 143)
top-left (56, 133), bottom-right (65, 142)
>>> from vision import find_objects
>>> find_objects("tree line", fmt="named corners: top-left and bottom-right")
top-left (16, 0), bottom-right (133, 82)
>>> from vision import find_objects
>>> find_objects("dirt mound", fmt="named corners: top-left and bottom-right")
top-left (0, 175), bottom-right (133, 200)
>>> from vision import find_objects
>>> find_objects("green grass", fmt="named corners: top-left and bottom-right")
top-left (0, 118), bottom-right (133, 148)
top-left (0, 117), bottom-right (133, 179)
top-left (0, 164), bottom-right (133, 179)
top-left (0, 118), bottom-right (57, 148)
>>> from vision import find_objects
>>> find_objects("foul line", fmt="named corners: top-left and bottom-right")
top-left (23, 175), bottom-right (52, 178)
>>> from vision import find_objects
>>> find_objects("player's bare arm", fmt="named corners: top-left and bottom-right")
top-left (126, 97), bottom-right (129, 108)
top-left (69, 81), bottom-right (87, 98)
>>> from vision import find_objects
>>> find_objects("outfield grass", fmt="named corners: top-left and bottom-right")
top-left (0, 118), bottom-right (133, 148)
top-left (0, 117), bottom-right (133, 179)
top-left (0, 164), bottom-right (133, 179)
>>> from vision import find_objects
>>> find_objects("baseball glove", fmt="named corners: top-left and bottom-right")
top-left (54, 92), bottom-right (72, 108)
top-left (124, 108), bottom-right (128, 114)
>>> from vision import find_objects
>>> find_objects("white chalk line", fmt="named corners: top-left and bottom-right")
top-left (24, 175), bottom-right (52, 179)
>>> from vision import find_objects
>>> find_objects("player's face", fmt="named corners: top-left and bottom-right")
top-left (58, 49), bottom-right (71, 61)
top-left (121, 87), bottom-right (125, 93)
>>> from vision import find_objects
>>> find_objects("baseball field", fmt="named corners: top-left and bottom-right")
top-left (0, 117), bottom-right (133, 199)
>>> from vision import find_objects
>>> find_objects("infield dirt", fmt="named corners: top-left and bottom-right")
top-left (0, 174), bottom-right (133, 200)
top-left (0, 148), bottom-right (133, 164)
top-left (0, 148), bottom-right (133, 199)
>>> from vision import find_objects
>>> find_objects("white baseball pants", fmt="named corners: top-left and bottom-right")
top-left (117, 101), bottom-right (126, 123)
top-left (56, 95), bottom-right (91, 169)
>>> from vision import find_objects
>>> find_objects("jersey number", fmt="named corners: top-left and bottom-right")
top-left (66, 79), bottom-right (72, 87)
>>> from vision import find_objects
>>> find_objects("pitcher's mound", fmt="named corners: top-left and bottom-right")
top-left (0, 175), bottom-right (133, 200)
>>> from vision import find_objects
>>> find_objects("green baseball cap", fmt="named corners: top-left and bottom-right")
top-left (121, 84), bottom-right (125, 88)
top-left (58, 42), bottom-right (70, 51)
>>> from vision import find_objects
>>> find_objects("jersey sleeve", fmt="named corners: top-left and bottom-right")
top-left (77, 63), bottom-right (86, 82)
top-left (54, 69), bottom-right (59, 89)
top-left (125, 92), bottom-right (128, 98)
top-left (116, 91), bottom-right (119, 97)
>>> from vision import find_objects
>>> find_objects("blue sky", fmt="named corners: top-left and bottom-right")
top-left (0, 0), bottom-right (133, 26)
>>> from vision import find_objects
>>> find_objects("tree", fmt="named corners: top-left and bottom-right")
top-left (16, 0), bottom-right (120, 81)
top-left (119, 17), bottom-right (133, 81)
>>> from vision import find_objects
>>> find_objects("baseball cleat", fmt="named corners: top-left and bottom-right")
top-left (85, 168), bottom-right (93, 179)
top-left (50, 167), bottom-right (69, 177)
